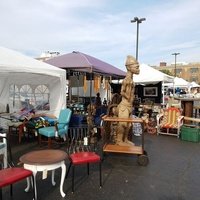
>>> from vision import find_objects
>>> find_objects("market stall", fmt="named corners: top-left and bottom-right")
top-left (0, 47), bottom-right (66, 118)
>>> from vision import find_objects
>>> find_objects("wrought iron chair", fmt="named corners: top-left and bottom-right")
top-left (157, 107), bottom-right (184, 138)
top-left (66, 126), bottom-right (102, 193)
top-left (38, 108), bottom-right (72, 148)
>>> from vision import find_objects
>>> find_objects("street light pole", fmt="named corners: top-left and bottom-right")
top-left (172, 52), bottom-right (180, 95)
top-left (131, 17), bottom-right (146, 61)
top-left (172, 52), bottom-right (180, 77)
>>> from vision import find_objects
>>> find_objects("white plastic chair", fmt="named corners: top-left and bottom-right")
top-left (0, 133), bottom-right (7, 168)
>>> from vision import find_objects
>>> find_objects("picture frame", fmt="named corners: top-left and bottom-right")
top-left (143, 87), bottom-right (158, 97)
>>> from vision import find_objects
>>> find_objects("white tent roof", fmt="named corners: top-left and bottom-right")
top-left (0, 47), bottom-right (66, 117)
top-left (164, 77), bottom-right (189, 88)
top-left (188, 81), bottom-right (200, 88)
top-left (133, 64), bottom-right (174, 84)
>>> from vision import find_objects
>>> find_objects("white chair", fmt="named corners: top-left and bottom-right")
top-left (0, 133), bottom-right (7, 168)
top-left (193, 100), bottom-right (200, 118)
top-left (157, 107), bottom-right (184, 138)
top-left (166, 97), bottom-right (182, 109)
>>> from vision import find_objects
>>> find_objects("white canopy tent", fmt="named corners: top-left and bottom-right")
top-left (163, 77), bottom-right (189, 88)
top-left (133, 64), bottom-right (174, 84)
top-left (188, 81), bottom-right (200, 88)
top-left (113, 63), bottom-right (174, 104)
top-left (0, 47), bottom-right (66, 117)
top-left (134, 64), bottom-right (174, 104)
top-left (113, 63), bottom-right (173, 84)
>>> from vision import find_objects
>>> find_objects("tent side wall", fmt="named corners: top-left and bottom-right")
top-left (0, 73), bottom-right (66, 118)
top-left (48, 74), bottom-right (66, 117)
top-left (0, 47), bottom-right (66, 118)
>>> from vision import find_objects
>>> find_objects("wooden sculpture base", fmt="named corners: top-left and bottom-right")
top-left (102, 115), bottom-right (144, 155)
top-left (103, 144), bottom-right (143, 154)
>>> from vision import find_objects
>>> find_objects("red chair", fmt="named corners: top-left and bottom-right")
top-left (0, 132), bottom-right (35, 199)
top-left (0, 167), bottom-right (35, 200)
top-left (66, 151), bottom-right (102, 193)
top-left (66, 126), bottom-right (102, 193)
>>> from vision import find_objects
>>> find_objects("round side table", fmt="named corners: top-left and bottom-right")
top-left (20, 149), bottom-right (67, 200)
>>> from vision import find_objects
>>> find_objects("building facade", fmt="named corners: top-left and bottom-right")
top-left (153, 62), bottom-right (200, 84)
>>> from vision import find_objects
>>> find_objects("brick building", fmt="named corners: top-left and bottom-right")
top-left (153, 62), bottom-right (200, 84)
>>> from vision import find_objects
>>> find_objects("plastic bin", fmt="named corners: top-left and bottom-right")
top-left (180, 125), bottom-right (200, 142)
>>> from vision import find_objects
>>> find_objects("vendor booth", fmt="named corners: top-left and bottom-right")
top-left (45, 51), bottom-right (126, 129)
top-left (134, 64), bottom-right (173, 104)
top-left (45, 51), bottom-right (126, 110)
top-left (0, 47), bottom-right (66, 118)
top-left (113, 63), bottom-right (174, 104)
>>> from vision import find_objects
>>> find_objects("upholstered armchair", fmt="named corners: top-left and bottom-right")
top-left (38, 108), bottom-right (72, 148)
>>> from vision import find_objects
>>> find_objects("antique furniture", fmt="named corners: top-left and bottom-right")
top-left (19, 149), bottom-right (67, 199)
top-left (0, 133), bottom-right (35, 200)
top-left (0, 167), bottom-right (35, 200)
top-left (157, 107), bottom-right (184, 138)
top-left (66, 152), bottom-right (102, 193)
top-left (101, 115), bottom-right (149, 166)
top-left (174, 97), bottom-right (200, 123)
top-left (66, 126), bottom-right (102, 193)
top-left (8, 122), bottom-right (25, 143)
top-left (0, 133), bottom-right (7, 168)
top-left (38, 108), bottom-right (72, 148)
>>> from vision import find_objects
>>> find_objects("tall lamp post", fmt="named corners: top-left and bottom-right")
top-left (130, 17), bottom-right (146, 61)
top-left (172, 52), bottom-right (180, 95)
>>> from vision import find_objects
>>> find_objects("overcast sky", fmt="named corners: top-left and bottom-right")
top-left (1, 0), bottom-right (200, 71)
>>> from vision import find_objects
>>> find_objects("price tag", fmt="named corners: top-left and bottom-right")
top-left (42, 169), bottom-right (48, 179)
top-left (35, 130), bottom-right (38, 137)
top-left (84, 137), bottom-right (88, 145)
top-left (55, 131), bottom-right (58, 137)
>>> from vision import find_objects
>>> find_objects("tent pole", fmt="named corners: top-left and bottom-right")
top-left (90, 73), bottom-right (92, 108)
top-left (67, 70), bottom-right (72, 103)
top-left (162, 81), bottom-right (165, 105)
top-left (77, 74), bottom-right (79, 103)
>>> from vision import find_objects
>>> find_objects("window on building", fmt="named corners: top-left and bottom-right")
top-left (191, 77), bottom-right (198, 82)
top-left (190, 68), bottom-right (198, 73)
top-left (176, 69), bottom-right (182, 75)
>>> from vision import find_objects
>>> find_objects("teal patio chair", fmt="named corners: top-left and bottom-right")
top-left (38, 108), bottom-right (72, 148)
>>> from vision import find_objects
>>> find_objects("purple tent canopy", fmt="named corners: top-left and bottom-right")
top-left (45, 51), bottom-right (126, 79)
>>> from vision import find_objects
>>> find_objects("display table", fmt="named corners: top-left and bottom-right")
top-left (19, 149), bottom-right (67, 200)
top-left (174, 97), bottom-right (200, 123)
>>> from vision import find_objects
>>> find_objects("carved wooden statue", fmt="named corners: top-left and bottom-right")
top-left (114, 55), bottom-right (140, 146)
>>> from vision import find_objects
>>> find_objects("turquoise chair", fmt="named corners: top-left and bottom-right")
top-left (38, 108), bottom-right (72, 148)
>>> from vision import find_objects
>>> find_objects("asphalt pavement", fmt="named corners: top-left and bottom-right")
top-left (2, 132), bottom-right (200, 200)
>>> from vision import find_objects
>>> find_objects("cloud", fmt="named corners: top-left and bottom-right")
top-left (0, 0), bottom-right (200, 69)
